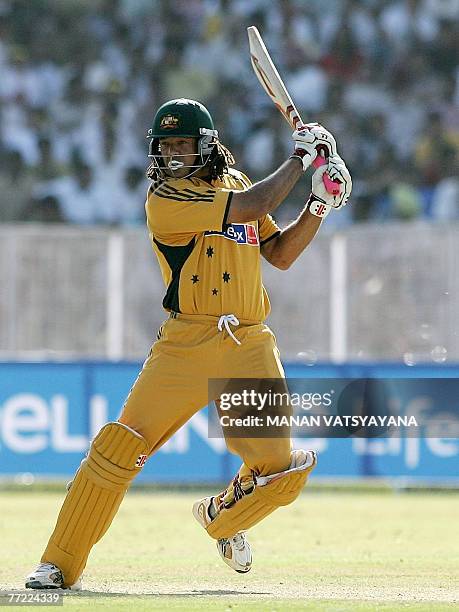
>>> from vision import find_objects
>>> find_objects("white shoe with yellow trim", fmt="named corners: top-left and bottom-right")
top-left (193, 496), bottom-right (252, 573)
top-left (25, 563), bottom-right (82, 590)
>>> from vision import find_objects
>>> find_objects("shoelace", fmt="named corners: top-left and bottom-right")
top-left (40, 563), bottom-right (58, 571)
top-left (217, 314), bottom-right (241, 345)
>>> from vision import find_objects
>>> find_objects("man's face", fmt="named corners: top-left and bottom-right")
top-left (159, 136), bottom-right (197, 178)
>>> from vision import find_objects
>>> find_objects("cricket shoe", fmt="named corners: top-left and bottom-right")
top-left (216, 532), bottom-right (252, 574)
top-left (192, 496), bottom-right (252, 574)
top-left (25, 563), bottom-right (82, 590)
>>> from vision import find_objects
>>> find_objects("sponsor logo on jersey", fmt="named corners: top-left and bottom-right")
top-left (205, 224), bottom-right (259, 246)
top-left (160, 114), bottom-right (179, 129)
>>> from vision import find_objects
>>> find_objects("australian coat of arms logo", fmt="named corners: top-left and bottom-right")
top-left (160, 115), bottom-right (179, 129)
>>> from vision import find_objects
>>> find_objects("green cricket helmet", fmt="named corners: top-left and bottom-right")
top-left (147, 98), bottom-right (219, 178)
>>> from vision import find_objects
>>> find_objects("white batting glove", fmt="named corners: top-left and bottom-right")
top-left (291, 123), bottom-right (338, 171)
top-left (307, 155), bottom-right (352, 218)
top-left (326, 155), bottom-right (352, 208)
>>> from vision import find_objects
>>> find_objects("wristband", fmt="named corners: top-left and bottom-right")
top-left (307, 193), bottom-right (332, 218)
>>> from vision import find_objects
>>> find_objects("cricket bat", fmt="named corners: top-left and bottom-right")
top-left (247, 26), bottom-right (340, 195)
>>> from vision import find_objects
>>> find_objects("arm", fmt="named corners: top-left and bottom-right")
top-left (227, 157), bottom-right (302, 224)
top-left (261, 205), bottom-right (321, 270)
top-left (263, 157), bottom-right (353, 270)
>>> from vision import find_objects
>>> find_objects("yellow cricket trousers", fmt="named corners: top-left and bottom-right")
top-left (118, 313), bottom-right (292, 476)
top-left (40, 313), bottom-right (302, 584)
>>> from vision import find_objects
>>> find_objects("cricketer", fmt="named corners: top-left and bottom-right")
top-left (26, 98), bottom-right (351, 588)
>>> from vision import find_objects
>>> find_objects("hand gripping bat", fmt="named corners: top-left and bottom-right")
top-left (247, 26), bottom-right (340, 196)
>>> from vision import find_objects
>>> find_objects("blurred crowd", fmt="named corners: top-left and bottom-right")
top-left (0, 0), bottom-right (458, 227)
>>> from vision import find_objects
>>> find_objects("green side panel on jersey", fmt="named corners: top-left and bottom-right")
top-left (153, 237), bottom-right (196, 312)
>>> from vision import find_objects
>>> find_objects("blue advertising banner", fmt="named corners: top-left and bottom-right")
top-left (0, 362), bottom-right (457, 483)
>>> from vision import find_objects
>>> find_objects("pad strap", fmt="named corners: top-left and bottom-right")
top-left (206, 450), bottom-right (317, 539)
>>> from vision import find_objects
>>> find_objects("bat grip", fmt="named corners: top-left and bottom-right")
top-left (312, 156), bottom-right (341, 196)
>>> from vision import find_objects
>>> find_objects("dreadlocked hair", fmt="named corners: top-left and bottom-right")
top-left (145, 140), bottom-right (236, 186)
top-left (146, 160), bottom-right (158, 182)
top-left (207, 141), bottom-right (236, 180)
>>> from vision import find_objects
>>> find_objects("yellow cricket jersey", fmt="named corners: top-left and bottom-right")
top-left (145, 169), bottom-right (280, 322)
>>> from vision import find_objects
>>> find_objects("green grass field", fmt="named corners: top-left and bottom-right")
top-left (1, 488), bottom-right (458, 611)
